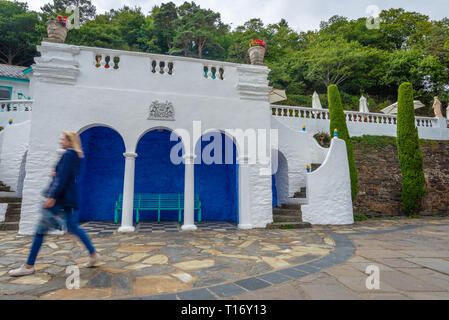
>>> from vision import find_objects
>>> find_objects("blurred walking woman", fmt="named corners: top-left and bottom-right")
top-left (9, 132), bottom-right (101, 277)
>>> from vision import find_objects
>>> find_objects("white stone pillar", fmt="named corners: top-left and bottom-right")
top-left (238, 156), bottom-right (252, 229)
top-left (118, 152), bottom-right (138, 233)
top-left (446, 105), bottom-right (449, 120)
top-left (182, 154), bottom-right (197, 231)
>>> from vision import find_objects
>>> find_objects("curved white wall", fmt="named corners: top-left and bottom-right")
top-left (272, 117), bottom-right (328, 204)
top-left (301, 137), bottom-right (354, 225)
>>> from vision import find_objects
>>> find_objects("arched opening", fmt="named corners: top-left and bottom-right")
top-left (194, 132), bottom-right (239, 223)
top-left (78, 126), bottom-right (125, 221)
top-left (134, 129), bottom-right (184, 221)
top-left (273, 150), bottom-right (288, 206)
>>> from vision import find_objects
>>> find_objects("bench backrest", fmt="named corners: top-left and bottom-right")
top-left (116, 193), bottom-right (200, 208)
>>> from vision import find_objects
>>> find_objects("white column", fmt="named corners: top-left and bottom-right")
top-left (238, 156), bottom-right (252, 229)
top-left (182, 154), bottom-right (197, 231)
top-left (118, 152), bottom-right (138, 233)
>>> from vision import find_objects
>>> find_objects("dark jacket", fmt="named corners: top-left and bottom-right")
top-left (45, 148), bottom-right (80, 209)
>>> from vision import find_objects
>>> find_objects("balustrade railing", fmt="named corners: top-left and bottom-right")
top-left (271, 105), bottom-right (439, 128)
top-left (0, 100), bottom-right (33, 112)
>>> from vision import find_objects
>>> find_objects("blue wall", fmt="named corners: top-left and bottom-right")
top-left (272, 174), bottom-right (278, 207)
top-left (78, 126), bottom-right (125, 221)
top-left (195, 133), bottom-right (238, 222)
top-left (135, 129), bottom-right (184, 221)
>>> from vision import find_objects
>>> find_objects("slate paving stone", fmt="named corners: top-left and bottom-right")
top-left (193, 278), bottom-right (227, 288)
top-left (278, 267), bottom-right (308, 279)
top-left (294, 264), bottom-right (321, 274)
top-left (88, 271), bottom-right (113, 288)
top-left (234, 277), bottom-right (271, 291)
top-left (256, 272), bottom-right (293, 285)
top-left (209, 283), bottom-right (247, 298)
top-left (177, 288), bottom-right (217, 300)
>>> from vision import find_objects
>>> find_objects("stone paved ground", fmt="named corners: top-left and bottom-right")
top-left (230, 217), bottom-right (449, 300)
top-left (0, 217), bottom-right (449, 300)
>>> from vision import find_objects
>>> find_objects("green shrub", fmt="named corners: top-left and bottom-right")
top-left (396, 82), bottom-right (426, 215)
top-left (313, 132), bottom-right (331, 148)
top-left (328, 85), bottom-right (358, 201)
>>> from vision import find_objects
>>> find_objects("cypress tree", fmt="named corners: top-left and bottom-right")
top-left (396, 82), bottom-right (426, 214)
top-left (328, 85), bottom-right (358, 201)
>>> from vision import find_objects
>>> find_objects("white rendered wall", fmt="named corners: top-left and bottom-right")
top-left (271, 117), bottom-right (328, 205)
top-left (0, 120), bottom-right (30, 192)
top-left (19, 41), bottom-right (273, 234)
top-left (301, 138), bottom-right (354, 225)
top-left (0, 111), bottom-right (32, 127)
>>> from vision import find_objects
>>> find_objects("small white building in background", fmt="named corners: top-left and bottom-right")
top-left (0, 64), bottom-right (33, 128)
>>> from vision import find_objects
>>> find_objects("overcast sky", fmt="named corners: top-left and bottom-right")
top-left (25, 0), bottom-right (449, 32)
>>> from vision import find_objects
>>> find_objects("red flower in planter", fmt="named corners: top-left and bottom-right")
top-left (249, 39), bottom-right (268, 51)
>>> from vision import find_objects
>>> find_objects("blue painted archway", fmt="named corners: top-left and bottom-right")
top-left (134, 129), bottom-right (185, 221)
top-left (194, 132), bottom-right (239, 223)
top-left (78, 126), bottom-right (126, 221)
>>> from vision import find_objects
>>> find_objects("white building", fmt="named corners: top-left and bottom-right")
top-left (16, 41), bottom-right (449, 234)
top-left (0, 64), bottom-right (33, 128)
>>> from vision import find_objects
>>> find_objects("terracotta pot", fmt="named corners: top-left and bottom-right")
top-left (45, 19), bottom-right (68, 43)
top-left (248, 46), bottom-right (266, 65)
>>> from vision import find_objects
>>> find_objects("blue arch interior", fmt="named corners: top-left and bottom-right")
top-left (194, 132), bottom-right (238, 222)
top-left (272, 174), bottom-right (278, 207)
top-left (77, 128), bottom-right (239, 223)
top-left (134, 129), bottom-right (185, 221)
top-left (78, 126), bottom-right (125, 221)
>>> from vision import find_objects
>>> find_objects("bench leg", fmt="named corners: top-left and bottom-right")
top-left (136, 209), bottom-right (140, 224)
top-left (114, 209), bottom-right (119, 224)
top-left (178, 209), bottom-right (182, 223)
top-left (198, 208), bottom-right (201, 222)
top-left (158, 210), bottom-right (160, 223)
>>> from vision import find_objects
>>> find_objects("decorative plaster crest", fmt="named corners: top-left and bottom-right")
top-left (148, 100), bottom-right (175, 121)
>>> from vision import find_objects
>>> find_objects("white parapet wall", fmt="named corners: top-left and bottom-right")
top-left (271, 117), bottom-right (328, 204)
top-left (301, 137), bottom-right (354, 225)
top-left (272, 105), bottom-right (449, 141)
top-left (0, 120), bottom-right (31, 192)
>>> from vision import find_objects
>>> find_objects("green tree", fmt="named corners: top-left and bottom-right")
top-left (0, 0), bottom-right (44, 65)
top-left (41, 0), bottom-right (96, 23)
top-left (152, 2), bottom-right (178, 53)
top-left (172, 1), bottom-right (227, 58)
top-left (328, 85), bottom-right (358, 201)
top-left (396, 82), bottom-right (426, 214)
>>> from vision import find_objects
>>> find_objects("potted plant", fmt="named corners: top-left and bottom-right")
top-left (44, 15), bottom-right (69, 43)
top-left (248, 39), bottom-right (267, 65)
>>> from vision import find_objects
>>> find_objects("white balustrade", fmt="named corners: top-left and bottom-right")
top-left (271, 105), bottom-right (441, 128)
top-left (0, 100), bottom-right (33, 112)
top-left (203, 65), bottom-right (225, 80)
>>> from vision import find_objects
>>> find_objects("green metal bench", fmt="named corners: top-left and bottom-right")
top-left (114, 193), bottom-right (201, 224)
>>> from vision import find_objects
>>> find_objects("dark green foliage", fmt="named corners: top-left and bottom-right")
top-left (328, 85), bottom-right (358, 201)
top-left (313, 132), bottom-right (331, 148)
top-left (396, 83), bottom-right (426, 214)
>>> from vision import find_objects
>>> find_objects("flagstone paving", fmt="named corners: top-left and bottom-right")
top-left (0, 217), bottom-right (448, 300)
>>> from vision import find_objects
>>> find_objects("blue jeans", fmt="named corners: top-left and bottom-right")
top-left (26, 205), bottom-right (96, 266)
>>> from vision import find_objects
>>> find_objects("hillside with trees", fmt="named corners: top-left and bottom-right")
top-left (1, 0), bottom-right (448, 115)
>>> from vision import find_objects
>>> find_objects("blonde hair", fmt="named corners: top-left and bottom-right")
top-left (63, 131), bottom-right (84, 158)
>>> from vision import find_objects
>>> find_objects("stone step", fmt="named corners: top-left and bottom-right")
top-left (5, 213), bottom-right (20, 222)
top-left (0, 197), bottom-right (22, 203)
top-left (280, 203), bottom-right (302, 211)
top-left (6, 203), bottom-right (22, 209)
top-left (273, 208), bottom-right (301, 216)
top-left (0, 186), bottom-right (11, 192)
top-left (0, 222), bottom-right (19, 231)
top-left (266, 222), bottom-right (312, 230)
top-left (311, 163), bottom-right (321, 172)
top-left (272, 215), bottom-right (302, 223)
top-left (293, 187), bottom-right (307, 199)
